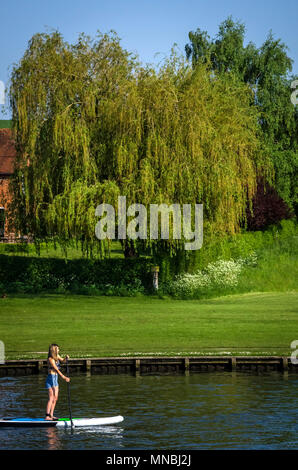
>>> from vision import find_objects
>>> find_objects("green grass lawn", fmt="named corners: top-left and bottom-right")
top-left (0, 291), bottom-right (297, 360)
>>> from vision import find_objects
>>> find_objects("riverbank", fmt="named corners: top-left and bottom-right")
top-left (0, 355), bottom-right (297, 377)
top-left (0, 291), bottom-right (297, 360)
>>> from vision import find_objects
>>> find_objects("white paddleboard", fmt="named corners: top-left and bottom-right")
top-left (0, 415), bottom-right (124, 427)
top-left (56, 415), bottom-right (124, 427)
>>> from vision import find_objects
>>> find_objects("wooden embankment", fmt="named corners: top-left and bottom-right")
top-left (0, 356), bottom-right (297, 376)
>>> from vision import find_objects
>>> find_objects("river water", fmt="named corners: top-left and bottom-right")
top-left (0, 372), bottom-right (297, 450)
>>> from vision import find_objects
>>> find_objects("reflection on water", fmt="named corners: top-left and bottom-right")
top-left (46, 427), bottom-right (62, 450)
top-left (0, 372), bottom-right (297, 450)
top-left (45, 424), bottom-right (124, 450)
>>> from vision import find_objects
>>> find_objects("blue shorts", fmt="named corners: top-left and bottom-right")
top-left (45, 373), bottom-right (59, 389)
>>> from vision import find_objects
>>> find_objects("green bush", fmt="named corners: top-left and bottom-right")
top-left (0, 243), bottom-right (30, 254)
top-left (0, 256), bottom-right (152, 295)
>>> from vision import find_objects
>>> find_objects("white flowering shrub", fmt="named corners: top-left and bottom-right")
top-left (203, 259), bottom-right (242, 287)
top-left (167, 271), bottom-right (211, 297)
top-left (167, 253), bottom-right (257, 297)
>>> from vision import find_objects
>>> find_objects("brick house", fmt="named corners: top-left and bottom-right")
top-left (0, 121), bottom-right (16, 239)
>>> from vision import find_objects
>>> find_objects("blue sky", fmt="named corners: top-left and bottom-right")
top-left (1, 0), bottom-right (297, 118)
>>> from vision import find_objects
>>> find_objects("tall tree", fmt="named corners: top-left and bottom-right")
top-left (9, 31), bottom-right (268, 256)
top-left (186, 17), bottom-right (298, 215)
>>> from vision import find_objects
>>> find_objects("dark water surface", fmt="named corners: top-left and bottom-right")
top-left (0, 372), bottom-right (297, 450)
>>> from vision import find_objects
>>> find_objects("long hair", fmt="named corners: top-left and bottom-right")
top-left (48, 343), bottom-right (59, 361)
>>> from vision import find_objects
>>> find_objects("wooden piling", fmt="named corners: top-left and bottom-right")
top-left (281, 357), bottom-right (288, 372)
top-left (184, 357), bottom-right (190, 375)
top-left (230, 357), bottom-right (237, 371)
top-left (135, 359), bottom-right (141, 375)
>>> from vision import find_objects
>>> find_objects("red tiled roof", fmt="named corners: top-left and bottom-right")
top-left (0, 129), bottom-right (16, 175)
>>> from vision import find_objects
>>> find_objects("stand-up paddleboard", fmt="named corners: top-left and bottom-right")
top-left (0, 415), bottom-right (124, 427)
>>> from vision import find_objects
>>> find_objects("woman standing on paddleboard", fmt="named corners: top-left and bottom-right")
top-left (45, 344), bottom-right (70, 421)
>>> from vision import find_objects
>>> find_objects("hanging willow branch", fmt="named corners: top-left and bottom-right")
top-left (8, 30), bottom-right (271, 257)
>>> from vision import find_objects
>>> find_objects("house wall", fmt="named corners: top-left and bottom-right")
top-left (0, 125), bottom-right (16, 238)
top-left (0, 178), bottom-right (13, 236)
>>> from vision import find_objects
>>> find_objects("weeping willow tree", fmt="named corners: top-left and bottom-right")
top-left (8, 30), bottom-right (270, 257)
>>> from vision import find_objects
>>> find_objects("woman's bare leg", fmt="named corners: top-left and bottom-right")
top-left (50, 386), bottom-right (59, 419)
top-left (46, 388), bottom-right (54, 419)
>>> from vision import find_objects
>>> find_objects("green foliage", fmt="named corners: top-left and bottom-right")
top-left (8, 30), bottom-right (267, 255)
top-left (0, 243), bottom-right (30, 254)
top-left (186, 16), bottom-right (298, 214)
top-left (269, 150), bottom-right (298, 213)
top-left (0, 255), bottom-right (152, 295)
top-left (186, 17), bottom-right (250, 77)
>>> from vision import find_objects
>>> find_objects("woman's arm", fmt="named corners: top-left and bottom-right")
top-left (49, 357), bottom-right (70, 382)
top-left (58, 354), bottom-right (69, 363)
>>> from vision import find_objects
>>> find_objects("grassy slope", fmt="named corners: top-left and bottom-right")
top-left (0, 291), bottom-right (297, 359)
top-left (237, 235), bottom-right (298, 294)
